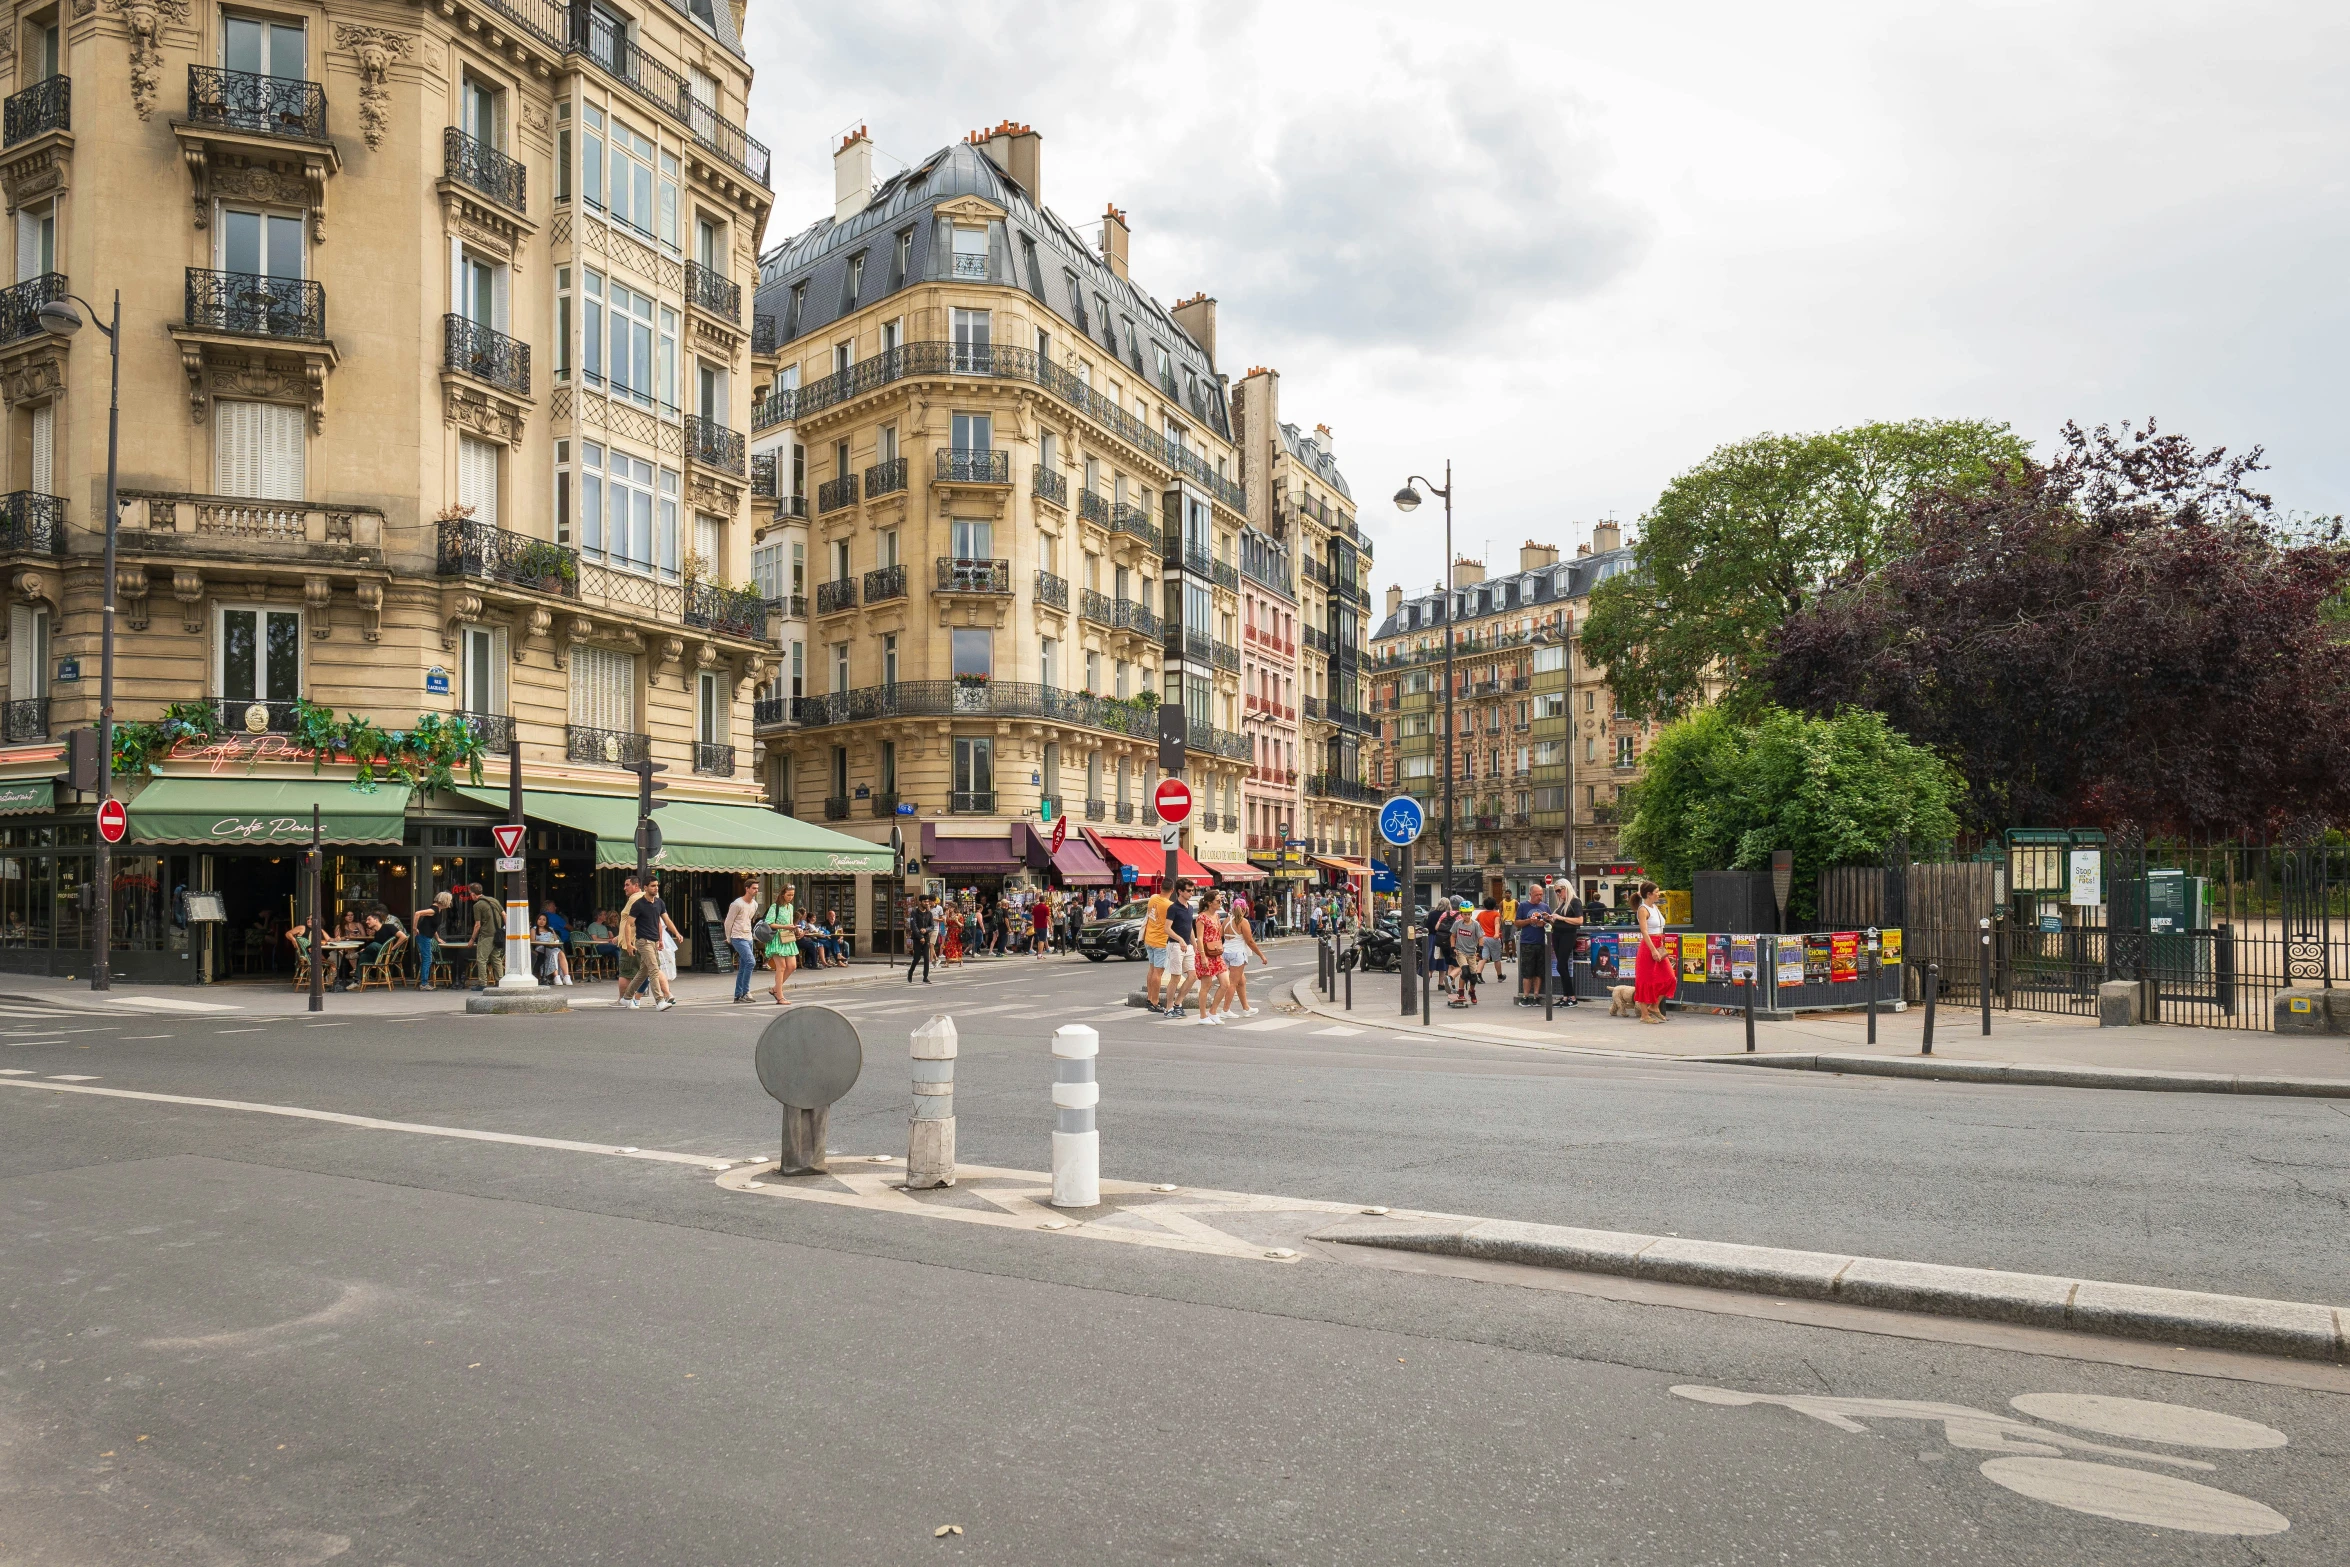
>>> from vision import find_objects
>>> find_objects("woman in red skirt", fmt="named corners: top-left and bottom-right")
top-left (1631, 880), bottom-right (1677, 1024)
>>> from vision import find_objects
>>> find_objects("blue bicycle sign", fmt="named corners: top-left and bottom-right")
top-left (1379, 795), bottom-right (1426, 848)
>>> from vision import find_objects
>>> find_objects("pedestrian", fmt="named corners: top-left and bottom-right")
top-left (726, 879), bottom-right (761, 1003)
top-left (1428, 896), bottom-right (1457, 1002)
top-left (1632, 881), bottom-right (1675, 1024)
top-left (1142, 880), bottom-right (1174, 1011)
top-left (1549, 877), bottom-right (1585, 1008)
top-left (414, 891), bottom-right (448, 990)
top-left (1476, 894), bottom-right (1504, 983)
top-left (1513, 884), bottom-right (1551, 1005)
top-left (761, 882), bottom-right (798, 1004)
top-left (1031, 893), bottom-right (1053, 958)
top-left (620, 874), bottom-right (674, 1010)
top-left (1450, 897), bottom-right (1482, 1007)
top-left (468, 882), bottom-right (503, 990)
top-left (1191, 889), bottom-right (1230, 1025)
top-left (1158, 880), bottom-right (1200, 1019)
top-left (535, 899), bottom-right (573, 986)
top-left (1222, 888), bottom-right (1267, 1018)
top-left (906, 893), bottom-right (935, 984)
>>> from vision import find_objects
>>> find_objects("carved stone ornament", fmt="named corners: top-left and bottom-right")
top-left (658, 636), bottom-right (685, 682)
top-left (443, 382), bottom-right (526, 444)
top-left (10, 568), bottom-right (54, 614)
top-left (525, 605), bottom-right (552, 661)
top-left (355, 582), bottom-right (383, 642)
top-left (108, 0), bottom-right (191, 121)
top-left (0, 342), bottom-right (66, 409)
top-left (118, 565), bottom-right (151, 632)
top-left (332, 26), bottom-right (414, 151)
top-left (0, 146), bottom-right (68, 217)
top-left (180, 343), bottom-right (330, 432)
top-left (172, 568), bottom-right (204, 634)
top-left (304, 576), bottom-right (334, 637)
top-left (518, 99), bottom-right (552, 139)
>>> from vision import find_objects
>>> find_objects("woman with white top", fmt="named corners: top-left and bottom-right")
top-left (1631, 881), bottom-right (1677, 1024)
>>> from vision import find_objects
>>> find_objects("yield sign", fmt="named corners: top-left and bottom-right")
top-left (492, 823), bottom-right (526, 858)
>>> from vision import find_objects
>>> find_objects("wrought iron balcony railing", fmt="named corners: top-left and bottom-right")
top-left (864, 456), bottom-right (907, 497)
top-left (1165, 627), bottom-right (1211, 665)
top-left (444, 313), bottom-right (530, 396)
top-left (816, 578), bottom-right (858, 614)
top-left (1222, 813), bottom-right (1239, 834)
top-left (0, 491), bottom-right (66, 555)
top-left (950, 790), bottom-right (996, 814)
top-left (186, 268), bottom-right (325, 342)
top-left (694, 741), bottom-right (737, 777)
top-left (1085, 798), bottom-right (1106, 821)
top-left (1212, 559), bottom-right (1239, 591)
top-left (443, 125), bottom-right (525, 214)
top-left (566, 724), bottom-right (650, 767)
top-left (935, 448), bottom-right (1010, 484)
top-left (765, 593), bottom-right (806, 620)
top-left (210, 697), bottom-right (301, 734)
top-left (863, 563), bottom-right (906, 603)
top-left (1305, 773), bottom-right (1381, 804)
top-left (824, 796), bottom-right (850, 820)
top-left (775, 494), bottom-right (808, 519)
top-left (1109, 501), bottom-right (1155, 545)
top-left (753, 695), bottom-right (789, 727)
top-left (2, 697), bottom-right (48, 741)
top-left (1078, 488), bottom-right (1109, 525)
top-left (790, 682), bottom-right (1163, 742)
top-left (457, 710), bottom-right (514, 755)
top-left (1079, 588), bottom-right (1111, 625)
top-left (751, 314), bottom-right (779, 355)
top-left (4, 74), bottom-right (66, 147)
top-left (0, 272), bottom-right (65, 345)
top-left (750, 451), bottom-right (777, 498)
top-left (817, 473), bottom-right (858, 512)
top-left (1034, 569), bottom-right (1068, 611)
top-left (1210, 642), bottom-right (1239, 673)
top-left (1115, 801), bottom-right (1135, 823)
top-left (684, 260), bottom-right (741, 323)
top-left (1186, 716), bottom-right (1253, 762)
top-left (187, 65), bottom-right (327, 140)
top-left (437, 518), bottom-right (580, 596)
top-left (751, 388), bottom-right (793, 432)
top-left (868, 789), bottom-right (900, 818)
top-left (684, 581), bottom-right (766, 639)
top-left (1031, 462), bottom-right (1072, 509)
top-left (1110, 597), bottom-right (1159, 638)
top-left (935, 557), bottom-right (1010, 594)
top-left (683, 414), bottom-right (744, 475)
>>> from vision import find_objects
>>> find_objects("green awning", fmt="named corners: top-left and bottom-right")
top-left (457, 787), bottom-right (640, 851)
top-left (457, 789), bottom-right (893, 874)
top-left (0, 779), bottom-right (51, 815)
top-left (129, 777), bottom-right (410, 846)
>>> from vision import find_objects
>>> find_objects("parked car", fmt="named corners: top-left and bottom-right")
top-left (1076, 900), bottom-right (1152, 962)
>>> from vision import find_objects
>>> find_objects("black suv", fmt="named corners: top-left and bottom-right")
top-left (1075, 900), bottom-right (1154, 962)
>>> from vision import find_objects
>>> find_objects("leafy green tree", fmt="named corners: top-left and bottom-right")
top-left (1620, 704), bottom-right (1962, 920)
top-left (1581, 420), bottom-right (2030, 719)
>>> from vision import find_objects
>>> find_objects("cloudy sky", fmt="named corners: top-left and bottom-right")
top-left (740, 1), bottom-right (2349, 595)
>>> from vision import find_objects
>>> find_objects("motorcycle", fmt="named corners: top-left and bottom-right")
top-left (1341, 922), bottom-right (1402, 973)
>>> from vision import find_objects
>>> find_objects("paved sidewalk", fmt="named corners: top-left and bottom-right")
top-left (1288, 972), bottom-right (2350, 1090)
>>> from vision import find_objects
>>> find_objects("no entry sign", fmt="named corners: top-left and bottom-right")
top-left (1152, 777), bottom-right (1192, 825)
top-left (96, 798), bottom-right (127, 844)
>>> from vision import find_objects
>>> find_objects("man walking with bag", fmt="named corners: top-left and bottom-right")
top-left (468, 882), bottom-right (503, 991)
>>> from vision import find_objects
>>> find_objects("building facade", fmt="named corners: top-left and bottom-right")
top-left (1368, 526), bottom-right (1646, 906)
top-left (0, 0), bottom-right (894, 981)
top-left (747, 124), bottom-right (1260, 924)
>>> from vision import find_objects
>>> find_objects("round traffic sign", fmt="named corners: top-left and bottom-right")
top-left (754, 1006), bottom-right (863, 1110)
top-left (1378, 795), bottom-right (1425, 848)
top-left (1153, 777), bottom-right (1193, 825)
top-left (96, 798), bottom-right (127, 845)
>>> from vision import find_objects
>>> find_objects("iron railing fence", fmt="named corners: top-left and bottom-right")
top-left (444, 125), bottom-right (526, 213)
top-left (187, 65), bottom-right (326, 139)
top-left (444, 313), bottom-right (530, 395)
top-left (4, 73), bottom-right (67, 146)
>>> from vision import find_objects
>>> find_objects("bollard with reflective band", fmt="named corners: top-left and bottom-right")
top-left (499, 899), bottom-right (536, 990)
top-left (907, 1014), bottom-right (957, 1188)
top-left (1049, 1023), bottom-right (1100, 1207)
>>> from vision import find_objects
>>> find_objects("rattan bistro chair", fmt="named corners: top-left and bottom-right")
top-left (355, 932), bottom-right (409, 992)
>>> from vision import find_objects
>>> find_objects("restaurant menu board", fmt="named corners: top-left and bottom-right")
top-left (1588, 934), bottom-right (1620, 983)
top-left (1777, 941), bottom-right (1807, 988)
top-left (1804, 935), bottom-right (1832, 984)
top-left (1880, 928), bottom-right (1903, 967)
top-left (1681, 933), bottom-right (1708, 981)
top-left (1831, 931), bottom-right (1861, 982)
top-left (1730, 935), bottom-right (1758, 982)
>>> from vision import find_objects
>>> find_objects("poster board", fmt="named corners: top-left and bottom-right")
top-left (1680, 933), bottom-right (1708, 981)
top-left (1730, 935), bottom-right (1758, 983)
top-left (1830, 931), bottom-right (1860, 982)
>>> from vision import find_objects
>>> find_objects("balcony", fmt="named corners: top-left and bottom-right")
top-left (683, 414), bottom-right (745, 476)
top-left (816, 578), bottom-right (858, 615)
top-left (566, 724), bottom-right (650, 767)
top-left (1212, 559), bottom-right (1239, 592)
top-left (774, 494), bottom-right (808, 520)
top-left (684, 261), bottom-right (740, 324)
top-left (935, 556), bottom-right (1010, 594)
top-left (1302, 695), bottom-right (1320, 719)
top-left (824, 796), bottom-right (850, 820)
top-left (790, 682), bottom-right (1162, 743)
top-left (1085, 798), bottom-right (1106, 821)
top-left (437, 518), bottom-right (580, 597)
top-left (684, 581), bottom-right (767, 639)
top-left (1079, 587), bottom-right (1111, 625)
top-left (1110, 597), bottom-right (1159, 638)
top-left (1212, 643), bottom-right (1240, 674)
top-left (0, 272), bottom-right (65, 345)
top-left (209, 697), bottom-right (300, 734)
top-left (863, 562), bottom-right (906, 603)
top-left (457, 710), bottom-right (513, 755)
top-left (1223, 814), bottom-right (1239, 834)
top-left (1305, 773), bottom-right (1381, 805)
top-left (187, 65), bottom-right (327, 141)
top-left (1116, 801), bottom-right (1135, 824)
top-left (766, 593), bottom-right (806, 620)
top-left (951, 791), bottom-right (996, 814)
top-left (1109, 500), bottom-right (1156, 546)
top-left (2, 696), bottom-right (48, 741)
top-left (1034, 569), bottom-right (1068, 611)
top-left (185, 268), bottom-right (325, 343)
top-left (936, 448), bottom-right (1011, 485)
top-left (1033, 463), bottom-right (1068, 509)
top-left (1164, 626), bottom-right (1210, 664)
top-left (753, 695), bottom-right (789, 727)
top-left (4, 74), bottom-right (66, 147)
top-left (1186, 716), bottom-right (1253, 763)
top-left (751, 314), bottom-right (778, 355)
top-left (549, 0), bottom-right (770, 186)
top-left (694, 741), bottom-right (736, 777)
top-left (0, 492), bottom-right (66, 555)
top-left (865, 455), bottom-right (907, 497)
top-left (869, 789), bottom-right (901, 818)
top-left (444, 314), bottom-right (530, 397)
top-left (1078, 488), bottom-right (1109, 525)
top-left (752, 387), bottom-right (793, 432)
top-left (443, 126), bottom-right (525, 214)
top-left (750, 451), bottom-right (777, 498)
top-left (817, 473), bottom-right (858, 512)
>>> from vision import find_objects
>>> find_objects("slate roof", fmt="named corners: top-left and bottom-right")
top-left (1370, 545), bottom-right (1636, 641)
top-left (1276, 422), bottom-right (1352, 503)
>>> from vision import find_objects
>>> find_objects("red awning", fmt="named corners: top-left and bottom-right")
top-left (1201, 860), bottom-right (1266, 883)
top-left (1086, 831), bottom-right (1213, 889)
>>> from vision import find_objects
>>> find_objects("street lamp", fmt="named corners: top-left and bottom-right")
top-left (38, 291), bottom-right (122, 992)
top-left (1393, 463), bottom-right (1453, 907)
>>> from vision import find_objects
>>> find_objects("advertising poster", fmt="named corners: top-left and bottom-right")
top-left (1730, 935), bottom-right (1758, 982)
top-left (1880, 928), bottom-right (1903, 967)
top-left (2068, 849), bottom-right (2104, 907)
top-left (1777, 940), bottom-right (1806, 988)
top-left (1681, 933), bottom-right (1708, 981)
top-left (1830, 931), bottom-right (1860, 982)
top-left (1589, 933), bottom-right (1620, 983)
top-left (1706, 933), bottom-right (1730, 982)
top-left (1804, 935), bottom-right (1831, 984)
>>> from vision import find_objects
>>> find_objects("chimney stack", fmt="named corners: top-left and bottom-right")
top-left (1452, 556), bottom-right (1486, 587)
top-left (971, 119), bottom-right (1042, 206)
top-left (1385, 584), bottom-right (1404, 618)
top-left (1591, 521), bottom-right (1622, 554)
top-left (1519, 540), bottom-right (1559, 572)
top-left (1172, 292), bottom-right (1216, 362)
top-left (834, 126), bottom-right (874, 224)
top-left (1311, 423), bottom-right (1334, 460)
top-left (1099, 204), bottom-right (1129, 280)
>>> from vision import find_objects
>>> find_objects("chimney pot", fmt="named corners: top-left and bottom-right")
top-left (973, 119), bottom-right (1043, 206)
top-left (833, 126), bottom-right (874, 224)
top-left (1172, 292), bottom-right (1217, 363)
top-left (1591, 522), bottom-right (1623, 554)
top-left (1518, 540), bottom-right (1560, 572)
top-left (1099, 204), bottom-right (1130, 280)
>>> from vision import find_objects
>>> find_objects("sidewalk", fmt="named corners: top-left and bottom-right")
top-left (1287, 973), bottom-right (2350, 1095)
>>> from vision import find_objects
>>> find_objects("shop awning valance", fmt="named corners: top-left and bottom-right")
top-left (1201, 860), bottom-right (1267, 883)
top-left (0, 779), bottom-right (51, 816)
top-left (1086, 831), bottom-right (1213, 888)
top-left (1312, 855), bottom-right (1370, 879)
top-left (456, 789), bottom-right (895, 874)
top-left (129, 777), bottom-right (410, 846)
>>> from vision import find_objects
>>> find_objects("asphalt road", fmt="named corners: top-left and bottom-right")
top-left (3, 948), bottom-right (2346, 1563)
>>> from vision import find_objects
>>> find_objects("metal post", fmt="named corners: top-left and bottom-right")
top-left (1979, 916), bottom-right (1992, 1036)
top-left (1050, 1023), bottom-right (1099, 1207)
top-left (307, 803), bottom-right (323, 1013)
top-left (1421, 928), bottom-right (1432, 1026)
top-left (1543, 926), bottom-right (1554, 1022)
top-left (1922, 962), bottom-right (1937, 1054)
top-left (907, 1014), bottom-right (957, 1188)
top-left (1865, 951), bottom-right (1878, 1045)
top-left (499, 733), bottom-right (534, 989)
top-left (1399, 841), bottom-right (1416, 1016)
top-left (1440, 461), bottom-right (1454, 907)
top-left (89, 293), bottom-right (122, 992)
top-left (1344, 958), bottom-right (1352, 1011)
top-left (1743, 970), bottom-right (1756, 1052)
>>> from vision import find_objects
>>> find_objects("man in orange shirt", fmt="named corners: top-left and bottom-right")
top-left (1475, 895), bottom-right (1504, 983)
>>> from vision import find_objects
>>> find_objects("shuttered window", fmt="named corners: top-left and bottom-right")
top-left (214, 400), bottom-right (303, 500)
top-left (457, 434), bottom-right (500, 526)
top-left (9, 605), bottom-right (48, 699)
top-left (28, 402), bottom-right (51, 496)
top-left (568, 643), bottom-right (634, 732)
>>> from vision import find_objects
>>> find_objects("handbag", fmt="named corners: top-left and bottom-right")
top-left (750, 921), bottom-right (774, 948)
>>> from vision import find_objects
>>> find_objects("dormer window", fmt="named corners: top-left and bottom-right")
top-left (951, 226), bottom-right (987, 279)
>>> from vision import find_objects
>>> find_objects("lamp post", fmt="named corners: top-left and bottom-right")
top-left (1392, 464), bottom-right (1452, 906)
top-left (39, 291), bottom-right (121, 992)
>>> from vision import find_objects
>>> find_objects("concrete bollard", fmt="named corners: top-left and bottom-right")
top-left (908, 1014), bottom-right (958, 1188)
top-left (1050, 1023), bottom-right (1100, 1207)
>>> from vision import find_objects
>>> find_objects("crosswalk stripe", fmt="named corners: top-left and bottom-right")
top-left (1228, 1018), bottom-right (1298, 1032)
top-left (1310, 1025), bottom-right (1364, 1036)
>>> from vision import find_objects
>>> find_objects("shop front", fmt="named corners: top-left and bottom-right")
top-left (921, 824), bottom-right (1024, 902)
top-left (1018, 822), bottom-right (1115, 892)
top-left (1085, 830), bottom-right (1213, 893)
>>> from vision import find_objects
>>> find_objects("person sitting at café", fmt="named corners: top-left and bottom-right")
top-left (533, 899), bottom-right (574, 986)
top-left (817, 909), bottom-right (850, 965)
top-left (585, 909), bottom-right (621, 966)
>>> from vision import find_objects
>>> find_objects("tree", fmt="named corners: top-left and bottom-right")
top-left (1620, 704), bottom-right (1962, 920)
top-left (1768, 421), bottom-right (2350, 835)
top-left (1581, 420), bottom-right (2031, 719)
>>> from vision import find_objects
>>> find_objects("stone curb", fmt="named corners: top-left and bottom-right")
top-left (1308, 1214), bottom-right (2350, 1363)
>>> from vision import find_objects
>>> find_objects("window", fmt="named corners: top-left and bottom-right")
top-left (882, 633), bottom-right (898, 688)
top-left (461, 74), bottom-right (503, 148)
top-left (830, 746), bottom-right (848, 799)
top-left (880, 316), bottom-right (903, 353)
top-left (832, 339), bottom-right (852, 375)
top-left (953, 737), bottom-right (993, 803)
top-left (831, 539), bottom-right (850, 580)
top-left (1114, 659), bottom-right (1130, 700)
top-left (950, 307), bottom-right (990, 370)
top-left (1039, 429), bottom-right (1056, 470)
top-left (1093, 294), bottom-right (1114, 350)
top-left (695, 358), bottom-right (723, 422)
top-left (557, 102), bottom-right (571, 201)
top-left (28, 402), bottom-right (50, 496)
top-left (1584, 737), bottom-right (1597, 764)
top-left (830, 641), bottom-right (848, 692)
top-left (1153, 344), bottom-right (1173, 390)
top-left (697, 670), bottom-right (724, 745)
top-left (223, 12), bottom-right (304, 78)
top-left (882, 740), bottom-right (898, 793)
top-left (790, 640), bottom-right (803, 698)
top-left (16, 201), bottom-right (53, 283)
top-left (1534, 741), bottom-right (1565, 765)
top-left (1402, 755), bottom-right (1434, 780)
top-left (569, 643), bottom-right (635, 732)
top-left (603, 115), bottom-right (657, 239)
top-left (1533, 645), bottom-right (1566, 673)
top-left (213, 400), bottom-right (303, 500)
top-left (841, 250), bottom-right (865, 313)
top-left (217, 606), bottom-right (301, 703)
top-left (1616, 735), bottom-right (1636, 767)
top-left (784, 280), bottom-right (805, 338)
top-left (693, 512), bottom-right (723, 579)
top-left (879, 528), bottom-right (899, 567)
top-left (460, 624), bottom-right (506, 714)
top-left (219, 206), bottom-right (303, 281)
top-left (1040, 637), bottom-right (1059, 688)
top-left (555, 266), bottom-right (572, 381)
top-left (1083, 649), bottom-right (1100, 692)
top-left (893, 228), bottom-right (914, 287)
top-left (9, 605), bottom-right (48, 702)
top-left (951, 411), bottom-right (991, 453)
top-left (751, 540), bottom-right (785, 598)
top-left (457, 434), bottom-right (500, 526)
top-left (951, 225), bottom-right (987, 279)
top-left (580, 102), bottom-right (604, 208)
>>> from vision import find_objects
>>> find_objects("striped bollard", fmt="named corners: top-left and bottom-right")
top-left (908, 1014), bottom-right (957, 1188)
top-left (1050, 1023), bottom-right (1100, 1207)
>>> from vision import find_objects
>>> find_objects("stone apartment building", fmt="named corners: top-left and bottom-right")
top-left (1368, 525), bottom-right (1650, 905)
top-left (0, 0), bottom-right (893, 981)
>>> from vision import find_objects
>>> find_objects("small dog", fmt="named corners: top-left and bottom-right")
top-left (1608, 985), bottom-right (1638, 1017)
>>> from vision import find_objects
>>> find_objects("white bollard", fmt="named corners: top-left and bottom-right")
top-left (908, 1014), bottom-right (957, 1188)
top-left (1049, 1023), bottom-right (1099, 1207)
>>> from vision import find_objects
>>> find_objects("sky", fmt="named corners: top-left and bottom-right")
top-left (738, 1), bottom-right (2350, 597)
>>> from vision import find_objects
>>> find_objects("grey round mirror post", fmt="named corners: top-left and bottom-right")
top-left (754, 1006), bottom-right (863, 1174)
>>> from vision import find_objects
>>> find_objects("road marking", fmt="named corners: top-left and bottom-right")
top-left (1311, 1025), bottom-right (1364, 1036)
top-left (0, 1067), bottom-right (30, 1074)
top-left (304, 1022), bottom-right (352, 1029)
top-left (216, 1028), bottom-right (270, 1035)
top-left (100, 996), bottom-right (242, 1013)
top-left (6, 1039), bottom-right (65, 1047)
top-left (941, 1003), bottom-right (1028, 1017)
top-left (119, 1034), bottom-right (175, 1040)
top-left (46, 1074), bottom-right (99, 1081)
top-left (1228, 1018), bottom-right (1298, 1032)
